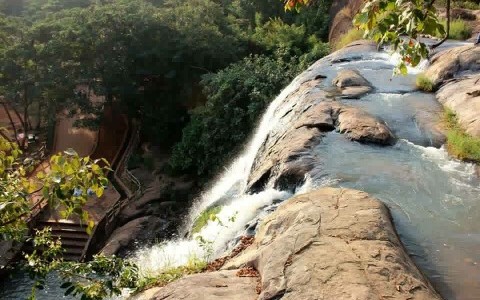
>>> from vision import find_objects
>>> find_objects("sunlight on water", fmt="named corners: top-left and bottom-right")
top-left (132, 189), bottom-right (291, 277)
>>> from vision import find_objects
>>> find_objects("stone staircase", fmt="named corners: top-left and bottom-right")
top-left (37, 220), bottom-right (90, 261)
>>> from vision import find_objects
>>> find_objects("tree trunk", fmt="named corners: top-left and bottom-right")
top-left (36, 99), bottom-right (42, 130)
top-left (1, 102), bottom-right (20, 146)
top-left (431, 0), bottom-right (450, 49)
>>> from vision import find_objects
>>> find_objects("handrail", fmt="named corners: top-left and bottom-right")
top-left (81, 119), bottom-right (142, 260)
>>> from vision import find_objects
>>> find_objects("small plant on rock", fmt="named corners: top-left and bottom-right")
top-left (416, 73), bottom-right (435, 92)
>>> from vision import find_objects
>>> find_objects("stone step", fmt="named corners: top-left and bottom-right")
top-left (59, 239), bottom-right (87, 248)
top-left (51, 231), bottom-right (89, 241)
top-left (38, 221), bottom-right (87, 232)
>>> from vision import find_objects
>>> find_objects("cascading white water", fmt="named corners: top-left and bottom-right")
top-left (183, 76), bottom-right (304, 229)
top-left (131, 74), bottom-right (305, 278)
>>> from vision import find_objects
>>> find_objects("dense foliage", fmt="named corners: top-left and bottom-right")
top-left (169, 9), bottom-right (331, 177)
top-left (0, 0), bottom-right (332, 177)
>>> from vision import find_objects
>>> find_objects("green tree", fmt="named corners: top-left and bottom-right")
top-left (170, 55), bottom-right (302, 177)
top-left (0, 135), bottom-right (139, 299)
top-left (353, 0), bottom-right (447, 74)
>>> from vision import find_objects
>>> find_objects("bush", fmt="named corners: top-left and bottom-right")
top-left (457, 1), bottom-right (480, 10)
top-left (438, 18), bottom-right (473, 40)
top-left (169, 13), bottom-right (330, 179)
top-left (444, 109), bottom-right (480, 162)
top-left (416, 73), bottom-right (435, 92)
top-left (334, 28), bottom-right (365, 51)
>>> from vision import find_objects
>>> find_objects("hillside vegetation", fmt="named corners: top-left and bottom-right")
top-left (0, 0), bottom-right (333, 180)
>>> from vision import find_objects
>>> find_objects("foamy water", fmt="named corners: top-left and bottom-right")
top-left (132, 189), bottom-right (291, 277)
top-left (131, 75), bottom-right (305, 278)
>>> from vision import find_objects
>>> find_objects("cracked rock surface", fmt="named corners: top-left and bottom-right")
top-left (223, 187), bottom-right (442, 300)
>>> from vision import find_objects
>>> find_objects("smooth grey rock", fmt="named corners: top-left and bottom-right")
top-left (425, 45), bottom-right (480, 87)
top-left (436, 74), bottom-right (480, 138)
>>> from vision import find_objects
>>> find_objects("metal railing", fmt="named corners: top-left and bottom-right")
top-left (82, 120), bottom-right (142, 260)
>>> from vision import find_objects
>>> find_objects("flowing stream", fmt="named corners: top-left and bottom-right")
top-left (1, 42), bottom-right (479, 299)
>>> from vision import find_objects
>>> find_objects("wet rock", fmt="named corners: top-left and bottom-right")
top-left (424, 45), bottom-right (480, 87)
top-left (329, 40), bottom-right (378, 63)
top-left (248, 100), bottom-right (395, 192)
top-left (341, 85), bottom-right (373, 98)
top-left (101, 216), bottom-right (152, 256)
top-left (130, 270), bottom-right (258, 300)
top-left (102, 215), bottom-right (171, 256)
top-left (222, 187), bottom-right (442, 300)
top-left (333, 69), bottom-right (371, 88)
top-left (333, 69), bottom-right (373, 98)
top-left (436, 74), bottom-right (480, 138)
top-left (337, 105), bottom-right (396, 145)
top-left (412, 100), bottom-right (447, 148)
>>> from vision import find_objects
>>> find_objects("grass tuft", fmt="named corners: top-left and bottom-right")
top-left (135, 257), bottom-right (207, 293)
top-left (444, 109), bottom-right (480, 162)
top-left (333, 28), bottom-right (365, 51)
top-left (416, 73), bottom-right (435, 92)
top-left (438, 18), bottom-right (473, 40)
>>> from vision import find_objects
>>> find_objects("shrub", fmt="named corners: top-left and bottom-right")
top-left (334, 28), bottom-right (365, 51)
top-left (438, 18), bottom-right (473, 40)
top-left (444, 109), bottom-right (480, 162)
top-left (416, 73), bottom-right (435, 92)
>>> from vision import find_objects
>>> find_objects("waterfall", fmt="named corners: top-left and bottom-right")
top-left (183, 77), bottom-right (303, 230)
top-left (131, 73), bottom-right (304, 278)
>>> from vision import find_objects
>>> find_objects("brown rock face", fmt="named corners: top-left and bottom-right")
top-left (424, 45), bottom-right (480, 87)
top-left (333, 69), bottom-right (373, 98)
top-left (328, 0), bottom-right (365, 45)
top-left (436, 74), bottom-right (480, 138)
top-left (337, 105), bottom-right (395, 144)
top-left (134, 188), bottom-right (441, 300)
top-left (223, 188), bottom-right (441, 300)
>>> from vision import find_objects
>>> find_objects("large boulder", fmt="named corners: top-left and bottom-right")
top-left (134, 188), bottom-right (441, 300)
top-left (424, 45), bottom-right (480, 87)
top-left (332, 69), bottom-right (373, 99)
top-left (329, 40), bottom-right (379, 63)
top-left (102, 212), bottom-right (173, 256)
top-left (336, 105), bottom-right (396, 144)
top-left (223, 188), bottom-right (442, 300)
top-left (328, 0), bottom-right (365, 45)
top-left (436, 74), bottom-right (480, 138)
top-left (247, 98), bottom-right (395, 192)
